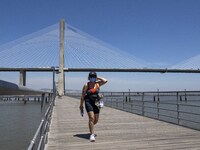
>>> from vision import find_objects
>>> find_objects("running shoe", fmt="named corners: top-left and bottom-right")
top-left (90, 134), bottom-right (95, 142)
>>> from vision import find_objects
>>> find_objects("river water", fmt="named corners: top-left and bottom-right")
top-left (0, 100), bottom-right (46, 150)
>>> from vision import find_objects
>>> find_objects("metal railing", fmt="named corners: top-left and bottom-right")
top-left (27, 96), bottom-right (55, 150)
top-left (66, 90), bottom-right (200, 131)
top-left (0, 80), bottom-right (56, 150)
top-left (103, 91), bottom-right (200, 131)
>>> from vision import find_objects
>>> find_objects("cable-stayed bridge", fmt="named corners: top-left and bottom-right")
top-left (0, 22), bottom-right (151, 69)
top-left (170, 54), bottom-right (200, 70)
top-left (1, 20), bottom-right (200, 96)
top-left (0, 20), bottom-right (199, 71)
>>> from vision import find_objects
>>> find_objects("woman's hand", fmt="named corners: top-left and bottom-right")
top-left (79, 105), bottom-right (84, 111)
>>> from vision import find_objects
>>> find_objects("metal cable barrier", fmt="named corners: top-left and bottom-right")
top-left (66, 91), bottom-right (200, 131)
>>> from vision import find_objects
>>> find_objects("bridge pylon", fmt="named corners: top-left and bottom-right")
top-left (58, 19), bottom-right (65, 97)
top-left (19, 70), bottom-right (26, 86)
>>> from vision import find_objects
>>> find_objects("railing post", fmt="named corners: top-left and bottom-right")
top-left (176, 92), bottom-right (179, 101)
top-left (177, 92), bottom-right (180, 124)
top-left (41, 93), bottom-right (45, 112)
top-left (157, 89), bottom-right (160, 101)
top-left (157, 101), bottom-right (159, 119)
top-left (131, 99), bottom-right (133, 112)
top-left (51, 66), bottom-right (56, 105)
top-left (185, 89), bottom-right (187, 101)
top-left (177, 102), bottom-right (180, 125)
top-left (123, 97), bottom-right (124, 110)
top-left (142, 92), bottom-right (144, 116)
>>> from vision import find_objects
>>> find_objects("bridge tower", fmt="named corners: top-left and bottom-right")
top-left (58, 19), bottom-right (65, 97)
top-left (19, 70), bottom-right (26, 86)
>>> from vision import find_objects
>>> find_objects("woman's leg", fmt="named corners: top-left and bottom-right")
top-left (85, 100), bottom-right (99, 136)
top-left (87, 111), bottom-right (95, 134)
top-left (87, 112), bottom-right (99, 134)
top-left (94, 113), bottom-right (99, 125)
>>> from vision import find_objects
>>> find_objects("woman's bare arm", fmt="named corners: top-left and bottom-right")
top-left (96, 76), bottom-right (108, 86)
top-left (80, 83), bottom-right (87, 110)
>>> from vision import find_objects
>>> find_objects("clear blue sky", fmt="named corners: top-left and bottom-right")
top-left (1, 0), bottom-right (200, 91)
top-left (1, 0), bottom-right (200, 65)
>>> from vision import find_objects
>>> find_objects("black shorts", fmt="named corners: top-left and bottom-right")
top-left (85, 98), bottom-right (100, 114)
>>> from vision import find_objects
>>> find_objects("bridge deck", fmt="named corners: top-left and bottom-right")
top-left (46, 96), bottom-right (200, 150)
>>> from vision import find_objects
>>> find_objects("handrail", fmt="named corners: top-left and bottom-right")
top-left (27, 97), bottom-right (55, 150)
top-left (28, 120), bottom-right (44, 149)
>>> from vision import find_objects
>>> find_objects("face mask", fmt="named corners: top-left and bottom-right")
top-left (89, 77), bottom-right (96, 82)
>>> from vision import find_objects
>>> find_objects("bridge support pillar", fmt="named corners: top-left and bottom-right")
top-left (58, 19), bottom-right (65, 97)
top-left (19, 70), bottom-right (26, 86)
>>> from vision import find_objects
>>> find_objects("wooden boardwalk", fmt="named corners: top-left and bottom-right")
top-left (46, 96), bottom-right (200, 150)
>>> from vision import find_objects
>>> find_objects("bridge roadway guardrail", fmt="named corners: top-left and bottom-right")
top-left (66, 91), bottom-right (200, 131)
top-left (0, 80), bottom-right (55, 150)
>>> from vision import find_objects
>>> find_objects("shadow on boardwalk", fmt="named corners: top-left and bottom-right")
top-left (46, 96), bottom-right (200, 150)
top-left (73, 133), bottom-right (91, 140)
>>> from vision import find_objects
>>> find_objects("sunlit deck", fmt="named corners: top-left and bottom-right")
top-left (46, 96), bottom-right (200, 150)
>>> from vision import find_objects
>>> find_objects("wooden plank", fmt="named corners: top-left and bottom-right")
top-left (46, 96), bottom-right (200, 150)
